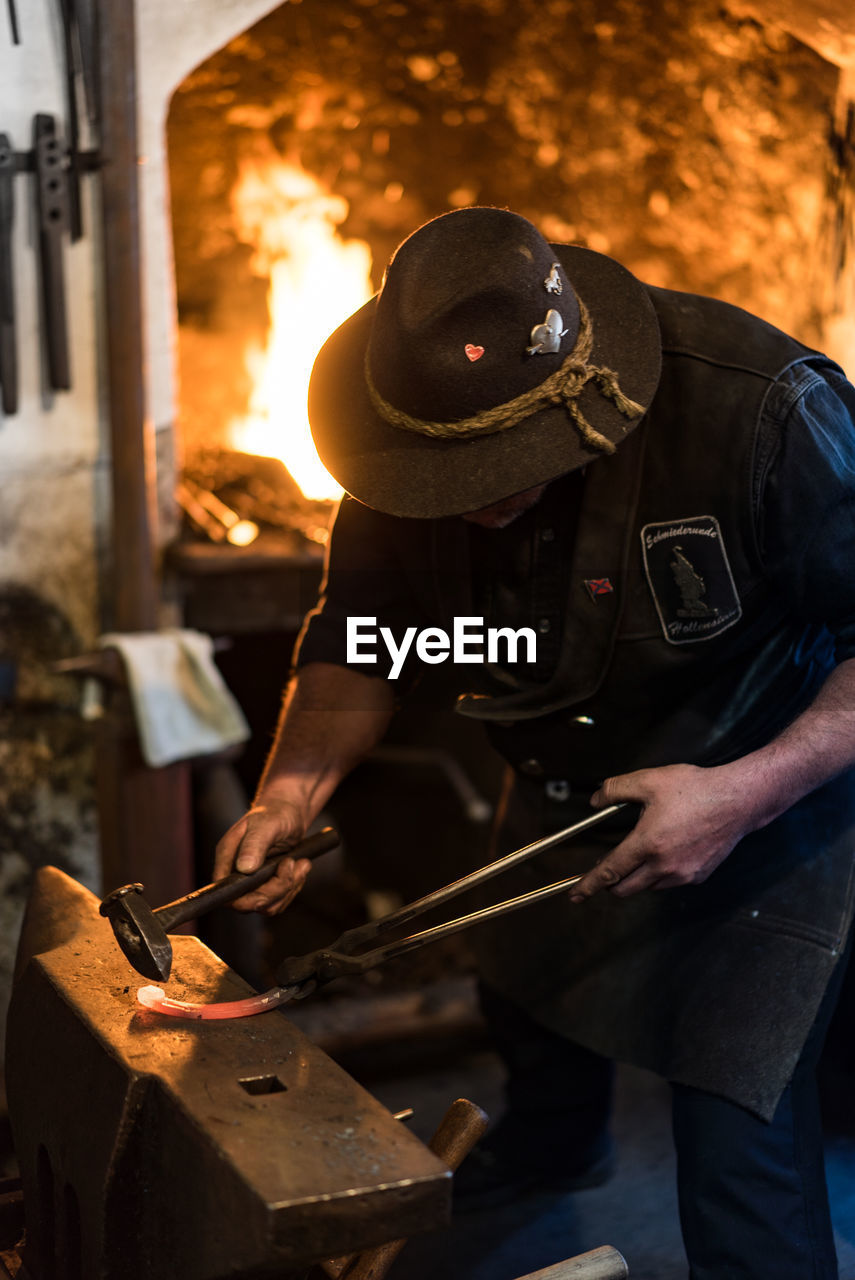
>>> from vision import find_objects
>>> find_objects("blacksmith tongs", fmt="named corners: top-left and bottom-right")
top-left (276, 804), bottom-right (626, 999)
top-left (137, 804), bottom-right (626, 1020)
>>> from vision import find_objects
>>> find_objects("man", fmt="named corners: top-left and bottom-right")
top-left (215, 206), bottom-right (855, 1278)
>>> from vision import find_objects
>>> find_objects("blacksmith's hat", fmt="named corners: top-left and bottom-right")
top-left (308, 207), bottom-right (661, 518)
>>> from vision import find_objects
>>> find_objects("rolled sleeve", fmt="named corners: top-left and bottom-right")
top-left (758, 361), bottom-right (855, 661)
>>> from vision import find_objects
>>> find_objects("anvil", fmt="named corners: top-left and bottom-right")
top-left (5, 867), bottom-right (450, 1280)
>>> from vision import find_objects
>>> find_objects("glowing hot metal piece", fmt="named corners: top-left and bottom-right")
top-left (137, 984), bottom-right (297, 1020)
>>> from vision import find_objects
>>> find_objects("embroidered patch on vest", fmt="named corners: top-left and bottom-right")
top-left (640, 516), bottom-right (742, 645)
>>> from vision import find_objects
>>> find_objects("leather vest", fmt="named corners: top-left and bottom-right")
top-left (449, 286), bottom-right (839, 787)
top-left (412, 287), bottom-right (855, 1118)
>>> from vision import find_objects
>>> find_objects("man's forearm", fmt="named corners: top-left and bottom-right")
top-left (255, 661), bottom-right (397, 825)
top-left (573, 656), bottom-right (855, 899)
top-left (212, 662), bottom-right (395, 903)
top-left (721, 654), bottom-right (855, 828)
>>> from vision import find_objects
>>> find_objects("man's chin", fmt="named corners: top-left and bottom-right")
top-left (463, 509), bottom-right (527, 529)
top-left (462, 483), bottom-right (549, 529)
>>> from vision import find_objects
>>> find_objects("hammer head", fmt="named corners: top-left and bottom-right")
top-left (99, 885), bottom-right (173, 982)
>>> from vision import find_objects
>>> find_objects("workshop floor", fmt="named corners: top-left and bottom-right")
top-left (349, 1045), bottom-right (855, 1280)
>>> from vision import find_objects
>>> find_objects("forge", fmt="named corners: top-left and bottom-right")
top-left (3, 867), bottom-right (450, 1280)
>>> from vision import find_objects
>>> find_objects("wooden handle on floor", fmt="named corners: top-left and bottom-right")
top-left (327, 1098), bottom-right (489, 1280)
top-left (515, 1245), bottom-right (629, 1279)
top-left (424, 1097), bottom-right (491, 1171)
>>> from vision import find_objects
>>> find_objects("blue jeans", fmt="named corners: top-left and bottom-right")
top-left (479, 970), bottom-right (843, 1279)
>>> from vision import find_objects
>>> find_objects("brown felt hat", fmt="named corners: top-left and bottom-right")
top-left (308, 207), bottom-right (661, 519)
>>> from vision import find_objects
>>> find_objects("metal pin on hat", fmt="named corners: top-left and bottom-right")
top-left (527, 308), bottom-right (567, 356)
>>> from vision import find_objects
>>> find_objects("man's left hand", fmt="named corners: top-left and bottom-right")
top-left (569, 763), bottom-right (754, 900)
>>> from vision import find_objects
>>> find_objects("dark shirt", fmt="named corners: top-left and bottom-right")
top-left (466, 469), bottom-right (584, 685)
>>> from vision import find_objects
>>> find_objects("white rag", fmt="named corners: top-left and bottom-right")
top-left (99, 628), bottom-right (250, 768)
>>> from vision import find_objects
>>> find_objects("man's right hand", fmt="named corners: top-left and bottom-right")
top-left (213, 797), bottom-right (313, 915)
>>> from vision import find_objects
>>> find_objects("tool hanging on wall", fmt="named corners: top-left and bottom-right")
top-left (0, 0), bottom-right (99, 420)
top-left (6, 0), bottom-right (19, 44)
top-left (57, 0), bottom-right (84, 239)
top-left (0, 133), bottom-right (16, 415)
top-left (0, 121), bottom-right (100, 417)
top-left (71, 0), bottom-right (99, 129)
top-left (34, 114), bottom-right (71, 391)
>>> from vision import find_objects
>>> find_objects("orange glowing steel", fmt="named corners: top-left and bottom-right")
top-left (229, 152), bottom-right (374, 501)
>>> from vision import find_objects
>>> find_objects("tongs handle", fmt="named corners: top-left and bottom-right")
top-left (337, 803), bottom-right (625, 953)
top-left (315, 869), bottom-right (593, 981)
top-left (277, 804), bottom-right (627, 990)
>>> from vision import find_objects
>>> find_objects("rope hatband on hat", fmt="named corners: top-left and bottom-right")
top-left (364, 302), bottom-right (645, 454)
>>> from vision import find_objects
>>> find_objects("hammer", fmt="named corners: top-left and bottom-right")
top-left (99, 827), bottom-right (340, 982)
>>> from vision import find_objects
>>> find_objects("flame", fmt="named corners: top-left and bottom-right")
top-left (229, 152), bottom-right (374, 500)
